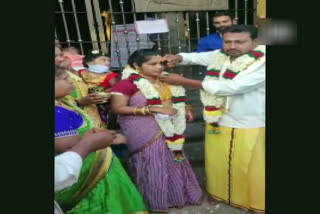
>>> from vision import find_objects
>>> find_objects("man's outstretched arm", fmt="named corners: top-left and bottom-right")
top-left (159, 74), bottom-right (203, 89)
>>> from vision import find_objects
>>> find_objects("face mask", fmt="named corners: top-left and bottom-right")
top-left (88, 64), bottom-right (110, 73)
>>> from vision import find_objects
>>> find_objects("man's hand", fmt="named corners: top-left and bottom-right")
top-left (159, 73), bottom-right (187, 85)
top-left (150, 106), bottom-right (177, 116)
top-left (162, 54), bottom-right (183, 68)
top-left (160, 74), bottom-right (203, 89)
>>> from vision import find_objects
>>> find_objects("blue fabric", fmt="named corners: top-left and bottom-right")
top-left (196, 33), bottom-right (223, 78)
top-left (55, 106), bottom-right (83, 138)
top-left (196, 33), bottom-right (223, 53)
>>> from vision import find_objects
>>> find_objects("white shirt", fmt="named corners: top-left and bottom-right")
top-left (178, 50), bottom-right (265, 128)
top-left (55, 151), bottom-right (83, 192)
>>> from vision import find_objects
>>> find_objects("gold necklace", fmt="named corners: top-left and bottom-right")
top-left (137, 71), bottom-right (172, 106)
top-left (152, 81), bottom-right (172, 107)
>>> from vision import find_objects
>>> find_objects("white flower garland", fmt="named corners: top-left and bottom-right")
top-left (200, 45), bottom-right (266, 124)
top-left (122, 66), bottom-right (186, 138)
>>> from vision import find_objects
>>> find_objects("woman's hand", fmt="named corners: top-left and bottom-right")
top-left (78, 93), bottom-right (110, 106)
top-left (150, 106), bottom-right (177, 116)
top-left (185, 109), bottom-right (194, 122)
top-left (111, 133), bottom-right (127, 145)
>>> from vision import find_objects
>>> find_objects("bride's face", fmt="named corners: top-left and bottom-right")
top-left (138, 55), bottom-right (165, 78)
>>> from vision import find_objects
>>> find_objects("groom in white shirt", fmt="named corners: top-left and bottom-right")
top-left (160, 25), bottom-right (265, 213)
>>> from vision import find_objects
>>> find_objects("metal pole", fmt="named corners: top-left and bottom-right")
top-left (186, 12), bottom-right (191, 53)
top-left (130, 0), bottom-right (141, 50)
top-left (119, 0), bottom-right (131, 57)
top-left (108, 0), bottom-right (122, 68)
top-left (176, 12), bottom-right (182, 53)
top-left (155, 13), bottom-right (162, 53)
top-left (92, 0), bottom-right (109, 54)
top-left (84, 0), bottom-right (99, 50)
top-left (253, 0), bottom-right (257, 26)
top-left (58, 0), bottom-right (71, 46)
top-left (55, 28), bottom-right (58, 40)
top-left (206, 12), bottom-right (210, 36)
top-left (235, 0), bottom-right (239, 22)
top-left (195, 12), bottom-right (200, 42)
top-left (166, 13), bottom-right (172, 54)
top-left (70, 0), bottom-right (84, 54)
top-left (244, 0), bottom-right (248, 24)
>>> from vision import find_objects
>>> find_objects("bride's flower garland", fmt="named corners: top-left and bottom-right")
top-left (122, 66), bottom-right (187, 162)
top-left (200, 45), bottom-right (265, 134)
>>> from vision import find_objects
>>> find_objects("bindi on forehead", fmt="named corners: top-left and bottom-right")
top-left (147, 55), bottom-right (162, 63)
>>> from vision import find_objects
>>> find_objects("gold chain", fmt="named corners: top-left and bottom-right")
top-left (137, 71), bottom-right (172, 107)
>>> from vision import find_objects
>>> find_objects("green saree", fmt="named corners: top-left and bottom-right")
top-left (55, 99), bottom-right (148, 214)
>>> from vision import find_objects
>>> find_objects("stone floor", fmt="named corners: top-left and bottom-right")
top-left (161, 196), bottom-right (252, 214)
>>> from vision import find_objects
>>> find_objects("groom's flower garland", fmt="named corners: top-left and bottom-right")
top-left (200, 45), bottom-right (265, 134)
top-left (122, 66), bottom-right (187, 162)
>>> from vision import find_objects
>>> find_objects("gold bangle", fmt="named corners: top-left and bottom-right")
top-left (133, 107), bottom-right (137, 115)
top-left (141, 107), bottom-right (146, 115)
top-left (135, 107), bottom-right (143, 115)
top-left (145, 106), bottom-right (152, 115)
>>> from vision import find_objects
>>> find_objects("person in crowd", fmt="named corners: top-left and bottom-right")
top-left (196, 11), bottom-right (236, 53)
top-left (56, 45), bottom-right (109, 128)
top-left (54, 65), bottom-right (148, 214)
top-left (111, 49), bottom-right (202, 212)
top-left (196, 11), bottom-right (236, 77)
top-left (161, 25), bottom-right (265, 213)
top-left (79, 50), bottom-right (119, 128)
top-left (61, 46), bottom-right (86, 72)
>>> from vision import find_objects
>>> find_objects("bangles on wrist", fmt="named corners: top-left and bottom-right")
top-left (133, 106), bottom-right (152, 115)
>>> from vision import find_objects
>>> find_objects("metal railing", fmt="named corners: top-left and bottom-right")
top-left (55, 0), bottom-right (256, 69)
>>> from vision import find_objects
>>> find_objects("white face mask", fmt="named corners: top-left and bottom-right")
top-left (88, 64), bottom-right (110, 73)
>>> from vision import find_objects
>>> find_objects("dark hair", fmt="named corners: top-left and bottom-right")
top-left (127, 49), bottom-right (160, 69)
top-left (221, 25), bottom-right (258, 40)
top-left (213, 11), bottom-right (234, 20)
top-left (83, 49), bottom-right (109, 68)
top-left (55, 65), bottom-right (66, 78)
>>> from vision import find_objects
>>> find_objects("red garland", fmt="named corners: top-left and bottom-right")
top-left (128, 74), bottom-right (141, 82)
top-left (166, 134), bottom-right (184, 141)
top-left (249, 50), bottom-right (264, 58)
top-left (206, 71), bottom-right (220, 77)
top-left (205, 106), bottom-right (220, 111)
top-left (171, 97), bottom-right (187, 103)
top-left (223, 70), bottom-right (237, 79)
top-left (147, 99), bottom-right (162, 105)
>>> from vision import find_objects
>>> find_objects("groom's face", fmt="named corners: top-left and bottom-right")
top-left (222, 32), bottom-right (258, 58)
